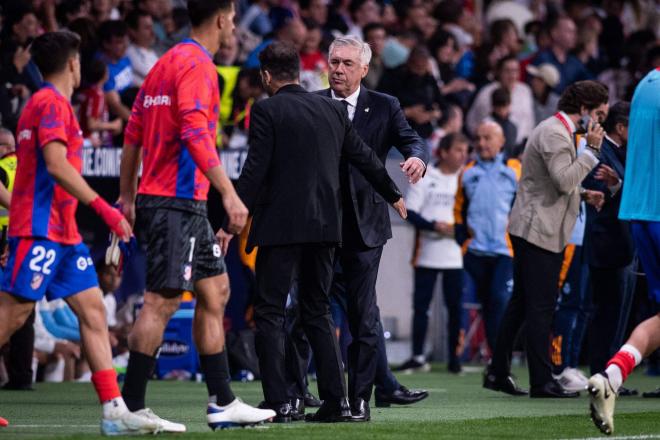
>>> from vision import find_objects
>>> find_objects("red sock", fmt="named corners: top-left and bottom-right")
top-left (607, 350), bottom-right (636, 382)
top-left (92, 369), bottom-right (121, 403)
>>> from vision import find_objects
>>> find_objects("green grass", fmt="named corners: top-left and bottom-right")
top-left (1, 366), bottom-right (660, 439)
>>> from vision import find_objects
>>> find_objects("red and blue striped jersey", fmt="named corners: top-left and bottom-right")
top-left (9, 84), bottom-right (83, 244)
top-left (124, 39), bottom-right (221, 201)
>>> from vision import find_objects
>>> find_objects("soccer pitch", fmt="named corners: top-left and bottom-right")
top-left (2, 366), bottom-right (659, 439)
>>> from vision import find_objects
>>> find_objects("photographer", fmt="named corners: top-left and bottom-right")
top-left (484, 80), bottom-right (609, 398)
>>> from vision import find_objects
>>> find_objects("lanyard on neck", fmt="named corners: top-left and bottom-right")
top-left (554, 112), bottom-right (573, 136)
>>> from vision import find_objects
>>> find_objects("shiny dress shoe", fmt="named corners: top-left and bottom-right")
top-left (290, 398), bottom-right (306, 421)
top-left (374, 386), bottom-right (429, 407)
top-left (642, 387), bottom-right (660, 398)
top-left (1, 382), bottom-right (34, 391)
top-left (305, 397), bottom-right (352, 423)
top-left (304, 391), bottom-right (323, 407)
top-left (618, 386), bottom-right (638, 397)
top-left (257, 401), bottom-right (292, 423)
top-left (530, 380), bottom-right (580, 398)
top-left (483, 370), bottom-right (528, 396)
top-left (350, 398), bottom-right (370, 422)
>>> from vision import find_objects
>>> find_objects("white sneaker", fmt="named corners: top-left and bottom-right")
top-left (554, 367), bottom-right (589, 392)
top-left (207, 398), bottom-right (276, 430)
top-left (588, 373), bottom-right (617, 435)
top-left (101, 410), bottom-right (160, 436)
top-left (134, 408), bottom-right (186, 433)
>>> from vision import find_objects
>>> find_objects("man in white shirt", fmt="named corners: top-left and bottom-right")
top-left (125, 10), bottom-right (159, 87)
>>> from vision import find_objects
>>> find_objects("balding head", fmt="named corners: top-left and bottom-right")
top-left (475, 120), bottom-right (504, 160)
top-left (0, 128), bottom-right (15, 156)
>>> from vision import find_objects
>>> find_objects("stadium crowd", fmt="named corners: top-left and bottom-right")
top-left (0, 0), bottom-right (659, 435)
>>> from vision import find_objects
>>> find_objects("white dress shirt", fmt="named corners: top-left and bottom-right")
top-left (331, 86), bottom-right (426, 171)
top-left (331, 86), bottom-right (360, 121)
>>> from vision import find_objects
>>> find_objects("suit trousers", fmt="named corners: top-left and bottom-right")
top-left (334, 244), bottom-right (383, 402)
top-left (588, 263), bottom-right (636, 374)
top-left (491, 235), bottom-right (564, 389)
top-left (254, 244), bottom-right (346, 404)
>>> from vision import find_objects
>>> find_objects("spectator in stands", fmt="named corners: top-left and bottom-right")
top-left (91, 0), bottom-right (120, 24)
top-left (526, 63), bottom-right (561, 124)
top-left (400, 4), bottom-right (436, 41)
top-left (135, 0), bottom-right (170, 45)
top-left (244, 14), bottom-right (306, 68)
top-left (473, 19), bottom-right (522, 87)
top-left (378, 45), bottom-right (445, 140)
top-left (0, 5), bottom-right (42, 94)
top-left (299, 19), bottom-right (329, 91)
top-left (346, 0), bottom-right (381, 39)
top-left (489, 87), bottom-right (518, 158)
top-left (454, 121), bottom-right (520, 355)
top-left (33, 306), bottom-right (81, 382)
top-left (55, 0), bottom-right (92, 29)
top-left (78, 59), bottom-right (123, 147)
top-left (398, 133), bottom-right (468, 374)
top-left (429, 29), bottom-right (475, 109)
top-left (531, 15), bottom-right (593, 93)
top-left (97, 20), bottom-right (134, 121)
top-left (300, 0), bottom-right (329, 29)
top-left (362, 23), bottom-right (386, 90)
top-left (126, 10), bottom-right (158, 87)
top-left (467, 55), bottom-right (534, 145)
top-left (239, 0), bottom-right (275, 37)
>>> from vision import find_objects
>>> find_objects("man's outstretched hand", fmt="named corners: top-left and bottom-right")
top-left (392, 198), bottom-right (407, 219)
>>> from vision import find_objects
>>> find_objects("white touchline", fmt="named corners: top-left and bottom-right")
top-left (11, 424), bottom-right (98, 428)
top-left (558, 435), bottom-right (660, 440)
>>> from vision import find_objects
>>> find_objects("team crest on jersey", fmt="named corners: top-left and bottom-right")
top-left (183, 264), bottom-right (192, 281)
top-left (31, 273), bottom-right (44, 290)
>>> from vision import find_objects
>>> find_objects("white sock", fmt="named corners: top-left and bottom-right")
top-left (102, 397), bottom-right (129, 419)
top-left (413, 355), bottom-right (426, 364)
top-left (621, 344), bottom-right (643, 366)
top-left (604, 364), bottom-right (623, 391)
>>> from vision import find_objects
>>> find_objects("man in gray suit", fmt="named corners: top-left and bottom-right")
top-left (484, 80), bottom-right (609, 398)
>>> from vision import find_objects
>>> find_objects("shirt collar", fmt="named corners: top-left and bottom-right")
top-left (331, 86), bottom-right (360, 107)
top-left (181, 38), bottom-right (212, 59)
top-left (558, 111), bottom-right (577, 133)
top-left (605, 134), bottom-right (620, 148)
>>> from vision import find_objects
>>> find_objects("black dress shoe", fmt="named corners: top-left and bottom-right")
top-left (483, 370), bottom-right (528, 396)
top-left (1, 382), bottom-right (34, 391)
top-left (642, 387), bottom-right (660, 398)
top-left (350, 398), bottom-right (370, 422)
top-left (290, 398), bottom-right (306, 421)
top-left (304, 391), bottom-right (323, 407)
top-left (618, 386), bottom-right (638, 397)
top-left (305, 397), bottom-right (352, 423)
top-left (257, 401), bottom-right (293, 423)
top-left (374, 386), bottom-right (429, 407)
top-left (530, 380), bottom-right (580, 398)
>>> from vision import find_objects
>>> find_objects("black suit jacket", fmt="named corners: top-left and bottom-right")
top-left (583, 137), bottom-right (634, 268)
top-left (236, 84), bottom-right (402, 252)
top-left (316, 87), bottom-right (428, 248)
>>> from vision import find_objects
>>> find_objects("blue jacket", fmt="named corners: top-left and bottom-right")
top-left (583, 137), bottom-right (634, 268)
top-left (455, 153), bottom-right (520, 256)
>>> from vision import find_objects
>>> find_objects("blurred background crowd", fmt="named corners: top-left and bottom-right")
top-left (0, 0), bottom-right (659, 389)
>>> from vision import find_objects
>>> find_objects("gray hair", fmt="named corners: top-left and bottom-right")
top-left (329, 36), bottom-right (372, 66)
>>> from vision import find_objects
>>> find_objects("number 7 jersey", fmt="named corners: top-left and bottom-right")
top-left (9, 83), bottom-right (84, 245)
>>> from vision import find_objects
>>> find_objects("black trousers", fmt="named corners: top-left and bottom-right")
top-left (254, 244), bottom-right (346, 405)
top-left (4, 310), bottom-right (35, 387)
top-left (490, 236), bottom-right (564, 389)
top-left (588, 263), bottom-right (636, 374)
top-left (337, 244), bottom-right (383, 402)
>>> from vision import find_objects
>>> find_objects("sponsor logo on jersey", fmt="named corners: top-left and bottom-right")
top-left (143, 95), bottom-right (172, 108)
top-left (183, 264), bottom-right (192, 281)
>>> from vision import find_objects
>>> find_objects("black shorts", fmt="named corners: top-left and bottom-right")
top-left (136, 195), bottom-right (226, 293)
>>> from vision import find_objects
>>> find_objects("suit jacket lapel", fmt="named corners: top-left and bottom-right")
top-left (352, 87), bottom-right (371, 132)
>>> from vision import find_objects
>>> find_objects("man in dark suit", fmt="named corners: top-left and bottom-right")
top-left (222, 41), bottom-right (407, 423)
top-left (583, 102), bottom-right (636, 375)
top-left (317, 36), bottom-right (429, 420)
